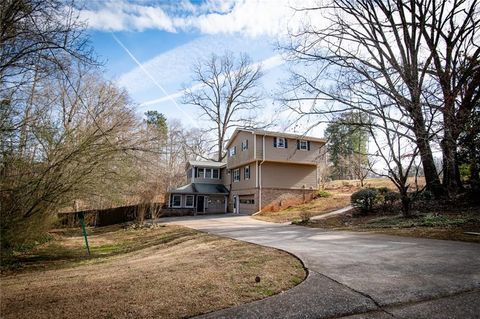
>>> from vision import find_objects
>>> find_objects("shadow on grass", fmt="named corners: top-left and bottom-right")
top-left (2, 225), bottom-right (201, 273)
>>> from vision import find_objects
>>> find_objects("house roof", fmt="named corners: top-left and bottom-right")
top-left (170, 183), bottom-right (229, 195)
top-left (225, 128), bottom-right (327, 149)
top-left (188, 160), bottom-right (226, 168)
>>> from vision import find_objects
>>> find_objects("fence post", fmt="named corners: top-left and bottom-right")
top-left (78, 212), bottom-right (91, 256)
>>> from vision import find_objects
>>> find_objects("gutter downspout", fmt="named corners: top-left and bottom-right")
top-left (254, 132), bottom-right (258, 188)
top-left (259, 134), bottom-right (266, 212)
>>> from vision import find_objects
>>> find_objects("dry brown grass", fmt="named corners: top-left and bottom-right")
top-left (254, 192), bottom-right (351, 223)
top-left (308, 203), bottom-right (480, 243)
top-left (1, 225), bottom-right (305, 319)
top-left (253, 177), bottom-right (426, 224)
top-left (323, 177), bottom-right (426, 192)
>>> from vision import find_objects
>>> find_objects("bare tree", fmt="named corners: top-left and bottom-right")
top-left (0, 0), bottom-right (94, 91)
top-left (282, 0), bottom-right (480, 198)
top-left (0, 62), bottom-right (147, 251)
top-left (350, 153), bottom-right (371, 187)
top-left (418, 3), bottom-right (480, 194)
top-left (336, 86), bottom-right (420, 215)
top-left (183, 52), bottom-right (263, 161)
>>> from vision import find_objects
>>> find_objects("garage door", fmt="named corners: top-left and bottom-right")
top-left (207, 195), bottom-right (226, 213)
top-left (239, 195), bottom-right (256, 214)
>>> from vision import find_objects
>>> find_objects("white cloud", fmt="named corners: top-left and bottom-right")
top-left (78, 0), bottom-right (312, 37)
top-left (116, 33), bottom-right (277, 100)
top-left (139, 54), bottom-right (284, 107)
top-left (79, 2), bottom-right (176, 32)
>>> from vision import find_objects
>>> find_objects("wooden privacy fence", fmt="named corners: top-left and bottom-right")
top-left (57, 202), bottom-right (163, 227)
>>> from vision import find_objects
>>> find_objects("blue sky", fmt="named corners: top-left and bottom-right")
top-left (81, 0), bottom-right (322, 132)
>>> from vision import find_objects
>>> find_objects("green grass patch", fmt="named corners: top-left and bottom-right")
top-left (317, 190), bottom-right (332, 198)
top-left (290, 275), bottom-right (304, 286)
top-left (2, 224), bottom-right (200, 273)
top-left (90, 244), bottom-right (123, 254)
top-left (256, 287), bottom-right (276, 297)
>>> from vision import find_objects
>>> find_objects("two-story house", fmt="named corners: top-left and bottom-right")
top-left (225, 128), bottom-right (326, 214)
top-left (167, 129), bottom-right (326, 215)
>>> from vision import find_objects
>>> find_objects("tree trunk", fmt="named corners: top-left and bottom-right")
top-left (410, 107), bottom-right (443, 197)
top-left (400, 193), bottom-right (411, 217)
top-left (441, 98), bottom-right (461, 197)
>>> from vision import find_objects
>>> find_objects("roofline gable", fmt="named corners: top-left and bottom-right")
top-left (225, 128), bottom-right (326, 149)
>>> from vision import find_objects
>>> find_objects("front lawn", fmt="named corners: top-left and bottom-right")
top-left (1, 224), bottom-right (306, 319)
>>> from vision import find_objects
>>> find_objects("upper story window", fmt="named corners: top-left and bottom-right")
top-left (297, 140), bottom-right (310, 151)
top-left (241, 139), bottom-right (248, 151)
top-left (244, 165), bottom-right (250, 180)
top-left (229, 146), bottom-right (237, 157)
top-left (233, 168), bottom-right (240, 182)
top-left (273, 137), bottom-right (288, 148)
top-left (196, 168), bottom-right (220, 179)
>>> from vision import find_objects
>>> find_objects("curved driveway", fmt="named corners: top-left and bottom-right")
top-left (161, 214), bottom-right (480, 319)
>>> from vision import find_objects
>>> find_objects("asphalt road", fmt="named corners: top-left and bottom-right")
top-left (161, 214), bottom-right (480, 319)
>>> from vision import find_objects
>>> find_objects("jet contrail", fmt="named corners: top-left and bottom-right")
top-left (140, 54), bottom-right (285, 107)
top-left (111, 33), bottom-right (199, 128)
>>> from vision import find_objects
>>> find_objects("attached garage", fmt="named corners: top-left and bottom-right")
top-left (239, 195), bottom-right (256, 214)
top-left (207, 195), bottom-right (227, 213)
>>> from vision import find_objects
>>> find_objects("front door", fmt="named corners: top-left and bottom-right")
top-left (197, 196), bottom-right (205, 213)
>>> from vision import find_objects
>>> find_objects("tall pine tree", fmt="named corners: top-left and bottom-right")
top-left (325, 112), bottom-right (369, 180)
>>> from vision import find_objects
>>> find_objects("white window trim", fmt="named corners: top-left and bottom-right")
top-left (172, 194), bottom-right (182, 208)
top-left (198, 168), bottom-right (205, 178)
top-left (205, 168), bottom-right (212, 179)
top-left (299, 140), bottom-right (308, 151)
top-left (277, 137), bottom-right (286, 148)
top-left (244, 165), bottom-right (250, 180)
top-left (185, 195), bottom-right (194, 208)
top-left (233, 168), bottom-right (240, 182)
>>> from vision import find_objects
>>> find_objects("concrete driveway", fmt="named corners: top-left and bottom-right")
top-left (161, 214), bottom-right (480, 319)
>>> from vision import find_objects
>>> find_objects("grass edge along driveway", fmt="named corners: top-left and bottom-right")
top-left (1, 224), bottom-right (306, 319)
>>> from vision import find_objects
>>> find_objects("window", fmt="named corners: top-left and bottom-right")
top-left (239, 199), bottom-right (255, 204)
top-left (172, 195), bottom-right (181, 207)
top-left (233, 168), bottom-right (240, 182)
top-left (212, 169), bottom-right (219, 179)
top-left (229, 146), bottom-right (237, 157)
top-left (297, 140), bottom-right (310, 151)
top-left (244, 165), bottom-right (250, 180)
top-left (197, 168), bottom-right (205, 178)
top-left (274, 137), bottom-right (288, 148)
top-left (185, 195), bottom-right (194, 207)
top-left (205, 169), bottom-right (212, 179)
top-left (241, 139), bottom-right (248, 151)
